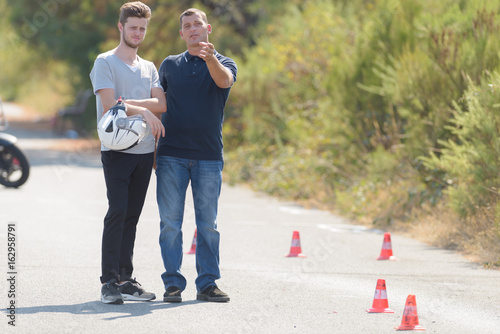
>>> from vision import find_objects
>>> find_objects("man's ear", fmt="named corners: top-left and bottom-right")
top-left (207, 24), bottom-right (212, 34)
top-left (179, 30), bottom-right (183, 38)
top-left (118, 22), bottom-right (124, 33)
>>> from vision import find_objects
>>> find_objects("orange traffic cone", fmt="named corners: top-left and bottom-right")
top-left (395, 295), bottom-right (425, 331)
top-left (285, 231), bottom-right (306, 257)
top-left (186, 229), bottom-right (197, 254)
top-left (377, 232), bottom-right (397, 260)
top-left (366, 279), bottom-right (394, 313)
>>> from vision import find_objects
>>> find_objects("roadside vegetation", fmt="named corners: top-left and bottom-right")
top-left (1, 0), bottom-right (498, 266)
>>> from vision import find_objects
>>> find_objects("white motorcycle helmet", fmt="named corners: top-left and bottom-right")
top-left (97, 97), bottom-right (149, 151)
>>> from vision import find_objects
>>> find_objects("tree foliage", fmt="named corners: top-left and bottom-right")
top-left (8, 0), bottom-right (121, 82)
top-left (6, 0), bottom-right (296, 85)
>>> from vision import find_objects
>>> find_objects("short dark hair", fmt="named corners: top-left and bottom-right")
top-left (179, 8), bottom-right (208, 27)
top-left (119, 1), bottom-right (151, 26)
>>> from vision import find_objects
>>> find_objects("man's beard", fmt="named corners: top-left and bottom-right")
top-left (123, 34), bottom-right (141, 49)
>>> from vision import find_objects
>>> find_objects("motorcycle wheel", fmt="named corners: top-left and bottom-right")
top-left (0, 144), bottom-right (30, 188)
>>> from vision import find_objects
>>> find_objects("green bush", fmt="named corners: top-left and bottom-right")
top-left (422, 75), bottom-right (500, 219)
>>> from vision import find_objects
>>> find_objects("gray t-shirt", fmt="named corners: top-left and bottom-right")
top-left (90, 50), bottom-right (162, 154)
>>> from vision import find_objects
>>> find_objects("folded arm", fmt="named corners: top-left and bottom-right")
top-left (97, 88), bottom-right (166, 139)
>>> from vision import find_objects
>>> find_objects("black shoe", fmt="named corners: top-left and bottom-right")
top-left (101, 278), bottom-right (124, 304)
top-left (118, 278), bottom-right (156, 301)
top-left (196, 285), bottom-right (230, 302)
top-left (163, 286), bottom-right (182, 303)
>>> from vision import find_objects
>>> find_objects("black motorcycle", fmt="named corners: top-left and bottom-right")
top-left (0, 97), bottom-right (30, 188)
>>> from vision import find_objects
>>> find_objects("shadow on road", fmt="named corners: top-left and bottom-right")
top-left (15, 300), bottom-right (203, 320)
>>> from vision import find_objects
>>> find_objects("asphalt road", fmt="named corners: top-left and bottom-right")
top-left (1, 106), bottom-right (499, 333)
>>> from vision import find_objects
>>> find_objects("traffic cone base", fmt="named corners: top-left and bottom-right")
top-left (367, 307), bottom-right (394, 313)
top-left (286, 231), bottom-right (306, 257)
top-left (366, 279), bottom-right (394, 313)
top-left (286, 252), bottom-right (306, 258)
top-left (395, 325), bottom-right (426, 331)
top-left (395, 295), bottom-right (425, 331)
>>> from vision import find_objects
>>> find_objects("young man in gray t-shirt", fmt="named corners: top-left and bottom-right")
top-left (89, 1), bottom-right (165, 304)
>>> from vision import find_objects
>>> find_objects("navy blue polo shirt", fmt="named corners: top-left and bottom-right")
top-left (157, 50), bottom-right (237, 161)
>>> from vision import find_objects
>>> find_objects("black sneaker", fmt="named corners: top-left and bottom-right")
top-left (101, 278), bottom-right (123, 304)
top-left (196, 285), bottom-right (230, 302)
top-left (118, 278), bottom-right (156, 301)
top-left (163, 286), bottom-right (182, 303)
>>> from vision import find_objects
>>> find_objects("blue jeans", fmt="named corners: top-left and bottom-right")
top-left (156, 155), bottom-right (223, 292)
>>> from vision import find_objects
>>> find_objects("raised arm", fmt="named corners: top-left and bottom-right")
top-left (198, 42), bottom-right (234, 89)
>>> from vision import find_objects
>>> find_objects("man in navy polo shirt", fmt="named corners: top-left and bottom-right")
top-left (156, 8), bottom-right (237, 303)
